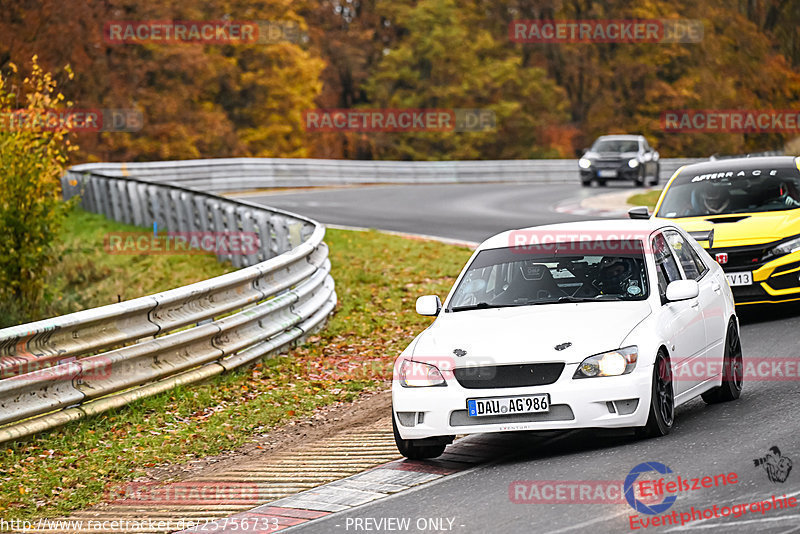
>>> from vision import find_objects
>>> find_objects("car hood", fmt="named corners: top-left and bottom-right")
top-left (412, 301), bottom-right (652, 367)
top-left (661, 211), bottom-right (800, 248)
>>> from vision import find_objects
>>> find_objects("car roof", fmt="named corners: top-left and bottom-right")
top-left (477, 219), bottom-right (673, 252)
top-left (595, 134), bottom-right (642, 141)
top-left (668, 156), bottom-right (800, 187)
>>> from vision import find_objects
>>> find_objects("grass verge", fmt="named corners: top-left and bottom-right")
top-left (35, 207), bottom-right (235, 322)
top-left (0, 219), bottom-right (473, 519)
top-left (627, 189), bottom-right (663, 210)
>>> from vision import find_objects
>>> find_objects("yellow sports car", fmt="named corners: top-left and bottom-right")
top-left (630, 156), bottom-right (800, 305)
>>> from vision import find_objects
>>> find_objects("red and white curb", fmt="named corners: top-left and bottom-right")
top-left (553, 189), bottom-right (651, 218)
top-left (177, 437), bottom-right (506, 533)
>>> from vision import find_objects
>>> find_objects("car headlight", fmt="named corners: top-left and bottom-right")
top-left (398, 359), bottom-right (446, 387)
top-left (579, 158), bottom-right (592, 169)
top-left (766, 235), bottom-right (800, 260)
top-left (628, 159), bottom-right (640, 168)
top-left (573, 346), bottom-right (638, 378)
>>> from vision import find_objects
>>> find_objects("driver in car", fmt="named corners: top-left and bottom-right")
top-left (702, 182), bottom-right (731, 214)
top-left (778, 181), bottom-right (800, 208)
top-left (596, 257), bottom-right (641, 297)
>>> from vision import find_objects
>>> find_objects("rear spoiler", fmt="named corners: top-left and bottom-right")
top-left (688, 229), bottom-right (714, 248)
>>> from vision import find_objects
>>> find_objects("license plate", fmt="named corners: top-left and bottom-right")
top-left (725, 272), bottom-right (752, 286)
top-left (467, 394), bottom-right (550, 417)
top-left (598, 169), bottom-right (618, 178)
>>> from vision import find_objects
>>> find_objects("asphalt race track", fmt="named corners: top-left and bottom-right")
top-left (242, 184), bottom-right (800, 534)
top-left (240, 183), bottom-right (611, 243)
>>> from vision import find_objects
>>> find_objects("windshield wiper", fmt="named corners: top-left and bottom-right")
top-left (449, 295), bottom-right (621, 312)
top-left (450, 302), bottom-right (523, 312)
top-left (556, 295), bottom-right (619, 303)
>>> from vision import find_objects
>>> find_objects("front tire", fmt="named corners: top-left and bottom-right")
top-left (635, 351), bottom-right (674, 439)
top-left (648, 163), bottom-right (660, 186)
top-left (634, 167), bottom-right (645, 187)
top-left (701, 320), bottom-right (743, 404)
top-left (392, 413), bottom-right (448, 460)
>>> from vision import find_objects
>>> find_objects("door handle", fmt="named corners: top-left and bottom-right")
top-left (691, 301), bottom-right (700, 309)
top-left (711, 281), bottom-right (721, 293)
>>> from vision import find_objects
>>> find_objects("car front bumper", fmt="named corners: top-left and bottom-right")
top-left (580, 163), bottom-right (640, 182)
top-left (392, 363), bottom-right (653, 440)
top-left (722, 251), bottom-right (800, 305)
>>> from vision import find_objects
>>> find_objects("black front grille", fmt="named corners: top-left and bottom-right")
top-left (772, 262), bottom-right (800, 276)
top-left (767, 270), bottom-right (800, 290)
top-left (449, 404), bottom-right (575, 426)
top-left (710, 242), bottom-right (777, 270)
top-left (595, 160), bottom-right (623, 169)
top-left (453, 363), bottom-right (565, 389)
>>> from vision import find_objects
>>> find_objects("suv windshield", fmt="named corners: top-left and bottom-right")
top-left (592, 139), bottom-right (639, 153)
top-left (448, 241), bottom-right (648, 311)
top-left (657, 168), bottom-right (800, 218)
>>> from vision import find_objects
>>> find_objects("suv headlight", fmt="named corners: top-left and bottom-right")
top-left (766, 235), bottom-right (800, 260)
top-left (579, 158), bottom-right (592, 169)
top-left (628, 159), bottom-right (640, 168)
top-left (573, 346), bottom-right (638, 378)
top-left (398, 359), bottom-right (446, 387)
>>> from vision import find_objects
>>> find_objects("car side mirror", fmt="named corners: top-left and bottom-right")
top-left (666, 280), bottom-right (699, 302)
top-left (416, 295), bottom-right (442, 316)
top-left (628, 206), bottom-right (650, 219)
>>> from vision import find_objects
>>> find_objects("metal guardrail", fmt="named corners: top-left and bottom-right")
top-left (0, 169), bottom-right (336, 443)
top-left (68, 158), bottom-right (705, 193)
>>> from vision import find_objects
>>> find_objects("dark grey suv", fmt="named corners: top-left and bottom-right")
top-left (579, 135), bottom-right (660, 187)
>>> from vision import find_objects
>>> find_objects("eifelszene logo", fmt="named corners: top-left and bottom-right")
top-left (624, 461), bottom-right (739, 519)
top-left (624, 462), bottom-right (677, 515)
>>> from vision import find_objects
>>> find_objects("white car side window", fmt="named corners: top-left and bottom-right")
top-left (665, 231), bottom-right (706, 280)
top-left (652, 233), bottom-right (683, 298)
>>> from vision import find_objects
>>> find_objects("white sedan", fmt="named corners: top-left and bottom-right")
top-left (392, 220), bottom-right (743, 459)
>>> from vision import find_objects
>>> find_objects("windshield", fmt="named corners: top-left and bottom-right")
top-left (448, 241), bottom-right (649, 311)
top-left (657, 169), bottom-right (800, 218)
top-left (592, 139), bottom-right (639, 153)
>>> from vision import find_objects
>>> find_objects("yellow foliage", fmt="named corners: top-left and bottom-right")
top-left (0, 57), bottom-right (77, 326)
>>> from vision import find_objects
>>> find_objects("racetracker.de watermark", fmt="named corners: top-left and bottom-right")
top-left (507, 229), bottom-right (651, 254)
top-left (107, 482), bottom-right (261, 505)
top-left (0, 109), bottom-right (143, 132)
top-left (510, 19), bottom-right (703, 43)
top-left (104, 20), bottom-right (306, 45)
top-left (303, 109), bottom-right (496, 132)
top-left (668, 356), bottom-right (800, 382)
top-left (104, 231), bottom-right (260, 255)
top-left (662, 110), bottom-right (800, 133)
top-left (510, 480), bottom-right (659, 504)
top-left (1, 356), bottom-right (113, 382)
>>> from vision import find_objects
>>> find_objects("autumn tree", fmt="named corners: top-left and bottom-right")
top-left (0, 0), bottom-right (325, 161)
top-left (520, 0), bottom-right (800, 156)
top-left (364, 0), bottom-right (572, 160)
top-left (0, 58), bottom-right (76, 326)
